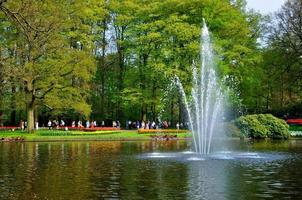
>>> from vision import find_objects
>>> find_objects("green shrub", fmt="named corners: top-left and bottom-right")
top-left (235, 114), bottom-right (289, 139)
top-left (256, 114), bottom-right (289, 139)
top-left (235, 115), bottom-right (268, 138)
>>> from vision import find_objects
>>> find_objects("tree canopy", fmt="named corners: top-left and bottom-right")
top-left (0, 0), bottom-right (300, 131)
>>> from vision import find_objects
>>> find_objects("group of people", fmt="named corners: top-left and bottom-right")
top-left (46, 120), bottom-right (122, 129)
top-left (47, 120), bottom-right (106, 129)
top-left (20, 119), bottom-right (184, 130)
top-left (112, 121), bottom-right (121, 128)
top-left (47, 120), bottom-right (65, 129)
top-left (20, 120), bottom-right (27, 130)
top-left (126, 120), bottom-right (184, 130)
top-left (73, 120), bottom-right (98, 128)
top-left (20, 120), bottom-right (39, 130)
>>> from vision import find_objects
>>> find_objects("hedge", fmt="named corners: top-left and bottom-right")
top-left (235, 114), bottom-right (290, 139)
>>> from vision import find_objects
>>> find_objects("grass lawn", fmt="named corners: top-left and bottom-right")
top-left (289, 125), bottom-right (302, 132)
top-left (0, 129), bottom-right (192, 141)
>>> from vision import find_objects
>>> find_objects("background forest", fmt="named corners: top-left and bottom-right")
top-left (0, 0), bottom-right (301, 131)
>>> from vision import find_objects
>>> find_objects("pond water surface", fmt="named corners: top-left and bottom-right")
top-left (1, 139), bottom-right (302, 199)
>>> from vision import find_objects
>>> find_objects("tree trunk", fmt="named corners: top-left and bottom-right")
top-left (281, 74), bottom-right (284, 108)
top-left (100, 67), bottom-right (105, 117)
top-left (151, 82), bottom-right (156, 121)
top-left (116, 50), bottom-right (124, 120)
top-left (27, 102), bottom-right (35, 133)
top-left (0, 111), bottom-right (3, 126)
top-left (10, 85), bottom-right (16, 125)
top-left (139, 54), bottom-right (148, 121)
top-left (114, 25), bottom-right (126, 121)
top-left (10, 110), bottom-right (16, 126)
top-left (100, 19), bottom-right (107, 118)
top-left (141, 104), bottom-right (147, 122)
top-left (26, 81), bottom-right (35, 133)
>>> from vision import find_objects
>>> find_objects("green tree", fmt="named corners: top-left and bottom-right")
top-left (1, 0), bottom-right (263, 128)
top-left (0, 0), bottom-right (97, 132)
top-left (259, 0), bottom-right (302, 116)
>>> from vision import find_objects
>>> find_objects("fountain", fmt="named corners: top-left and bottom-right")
top-left (175, 20), bottom-right (224, 155)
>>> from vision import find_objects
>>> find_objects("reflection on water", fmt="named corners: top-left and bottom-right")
top-left (0, 140), bottom-right (302, 199)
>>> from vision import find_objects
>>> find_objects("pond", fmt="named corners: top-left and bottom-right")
top-left (1, 139), bottom-right (302, 199)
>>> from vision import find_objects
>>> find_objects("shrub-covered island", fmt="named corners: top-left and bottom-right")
top-left (235, 114), bottom-right (290, 139)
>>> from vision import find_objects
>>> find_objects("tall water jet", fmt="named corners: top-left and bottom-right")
top-left (175, 20), bottom-right (224, 155)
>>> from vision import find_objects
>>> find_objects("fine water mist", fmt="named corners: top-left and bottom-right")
top-left (175, 20), bottom-right (225, 155)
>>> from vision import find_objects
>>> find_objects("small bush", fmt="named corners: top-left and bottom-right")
top-left (235, 114), bottom-right (289, 139)
top-left (235, 115), bottom-right (268, 138)
top-left (256, 114), bottom-right (289, 139)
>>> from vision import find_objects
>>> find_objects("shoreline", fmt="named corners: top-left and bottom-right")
top-left (0, 137), bottom-right (192, 142)
top-left (0, 130), bottom-right (192, 142)
top-left (1, 130), bottom-right (301, 143)
top-left (1, 136), bottom-right (301, 143)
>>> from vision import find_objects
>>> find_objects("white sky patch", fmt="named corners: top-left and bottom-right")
top-left (246, 0), bottom-right (287, 14)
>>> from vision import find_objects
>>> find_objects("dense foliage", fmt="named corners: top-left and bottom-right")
top-left (0, 0), bottom-right (301, 132)
top-left (253, 0), bottom-right (302, 115)
top-left (235, 114), bottom-right (290, 139)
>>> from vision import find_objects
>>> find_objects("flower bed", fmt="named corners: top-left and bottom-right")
top-left (290, 131), bottom-right (302, 137)
top-left (138, 129), bottom-right (189, 134)
top-left (36, 130), bottom-right (120, 136)
top-left (0, 126), bottom-right (20, 131)
top-left (287, 119), bottom-right (302, 125)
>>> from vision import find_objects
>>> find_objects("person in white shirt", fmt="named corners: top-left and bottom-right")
top-left (35, 122), bottom-right (39, 130)
top-left (141, 121), bottom-right (145, 129)
top-left (48, 120), bottom-right (52, 130)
